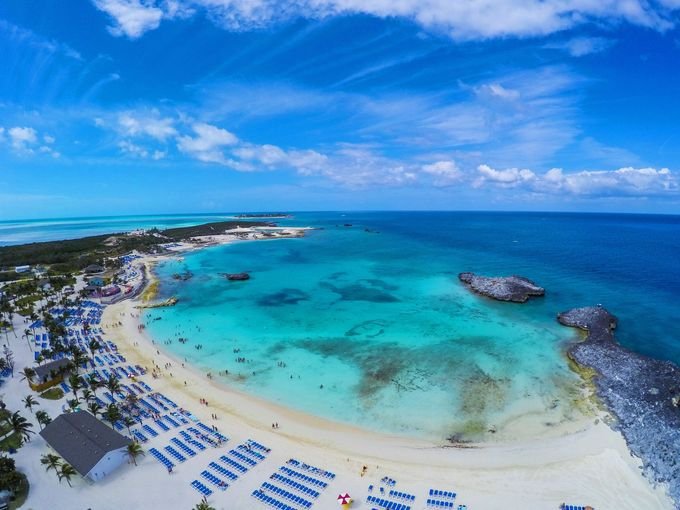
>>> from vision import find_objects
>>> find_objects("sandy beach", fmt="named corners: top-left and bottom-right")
top-left (91, 267), bottom-right (674, 508)
top-left (7, 247), bottom-right (674, 510)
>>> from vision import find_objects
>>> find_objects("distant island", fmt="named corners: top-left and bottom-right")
top-left (235, 213), bottom-right (292, 218)
top-left (0, 220), bottom-right (275, 277)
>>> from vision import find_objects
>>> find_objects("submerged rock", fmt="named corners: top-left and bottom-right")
top-left (458, 272), bottom-right (545, 303)
top-left (224, 272), bottom-right (250, 281)
top-left (558, 306), bottom-right (680, 505)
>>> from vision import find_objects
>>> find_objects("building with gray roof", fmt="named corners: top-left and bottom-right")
top-left (39, 411), bottom-right (132, 482)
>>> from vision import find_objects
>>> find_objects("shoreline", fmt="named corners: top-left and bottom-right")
top-left (96, 245), bottom-right (674, 508)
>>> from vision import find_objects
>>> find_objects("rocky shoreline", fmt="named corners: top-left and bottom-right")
top-left (558, 306), bottom-right (680, 505)
top-left (458, 272), bottom-right (545, 302)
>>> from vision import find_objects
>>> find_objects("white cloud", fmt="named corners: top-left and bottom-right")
top-left (119, 139), bottom-right (150, 158)
top-left (8, 127), bottom-right (38, 151)
top-left (177, 122), bottom-right (239, 166)
top-left (547, 36), bottom-right (616, 57)
top-left (38, 145), bottom-right (61, 158)
top-left (421, 160), bottom-right (462, 186)
top-left (91, 0), bottom-right (680, 40)
top-left (476, 164), bottom-right (536, 187)
top-left (93, 0), bottom-right (165, 38)
top-left (539, 167), bottom-right (677, 195)
top-left (476, 164), bottom-right (678, 196)
top-left (0, 126), bottom-right (60, 157)
top-left (118, 112), bottom-right (177, 141)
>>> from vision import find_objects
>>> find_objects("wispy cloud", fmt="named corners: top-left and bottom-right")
top-left (546, 36), bottom-right (616, 57)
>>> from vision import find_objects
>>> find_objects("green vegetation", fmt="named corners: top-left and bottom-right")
top-left (0, 433), bottom-right (22, 452)
top-left (0, 455), bottom-right (28, 509)
top-left (39, 387), bottom-right (64, 400)
top-left (0, 220), bottom-right (272, 274)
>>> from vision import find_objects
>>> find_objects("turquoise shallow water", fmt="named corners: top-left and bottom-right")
top-left (6, 210), bottom-right (678, 440)
top-left (143, 212), bottom-right (660, 441)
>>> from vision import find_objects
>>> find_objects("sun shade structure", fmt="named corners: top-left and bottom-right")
top-left (40, 411), bottom-right (132, 482)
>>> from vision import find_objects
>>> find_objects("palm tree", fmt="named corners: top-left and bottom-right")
top-left (35, 410), bottom-right (51, 430)
top-left (7, 411), bottom-right (34, 443)
top-left (125, 392), bottom-right (138, 408)
top-left (122, 416), bottom-right (136, 436)
top-left (105, 375), bottom-right (121, 396)
top-left (86, 373), bottom-right (101, 396)
top-left (0, 298), bottom-right (12, 345)
top-left (68, 373), bottom-right (82, 401)
top-left (19, 367), bottom-right (35, 382)
top-left (87, 338), bottom-right (102, 362)
top-left (22, 395), bottom-right (39, 414)
top-left (126, 442), bottom-right (145, 466)
top-left (40, 453), bottom-right (62, 473)
top-left (193, 498), bottom-right (216, 510)
top-left (71, 348), bottom-right (88, 372)
top-left (81, 388), bottom-right (94, 404)
top-left (103, 403), bottom-right (121, 428)
top-left (87, 401), bottom-right (102, 417)
top-left (66, 399), bottom-right (79, 412)
top-left (57, 463), bottom-right (78, 487)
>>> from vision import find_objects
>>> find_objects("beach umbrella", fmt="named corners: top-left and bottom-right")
top-left (337, 493), bottom-right (352, 507)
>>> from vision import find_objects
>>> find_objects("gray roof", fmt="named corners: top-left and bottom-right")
top-left (39, 411), bottom-right (131, 476)
top-left (33, 358), bottom-right (72, 382)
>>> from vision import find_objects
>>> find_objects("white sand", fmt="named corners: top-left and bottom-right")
top-left (5, 253), bottom-right (675, 510)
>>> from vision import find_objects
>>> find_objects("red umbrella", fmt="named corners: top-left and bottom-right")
top-left (337, 493), bottom-right (351, 505)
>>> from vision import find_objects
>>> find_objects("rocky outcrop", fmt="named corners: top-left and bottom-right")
top-left (559, 306), bottom-right (680, 505)
top-left (225, 272), bottom-right (250, 281)
top-left (458, 273), bottom-right (545, 302)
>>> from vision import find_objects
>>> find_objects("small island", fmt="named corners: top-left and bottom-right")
top-left (458, 272), bottom-right (545, 302)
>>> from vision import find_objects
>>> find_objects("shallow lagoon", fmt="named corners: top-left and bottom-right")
top-left (144, 212), bottom-right (647, 441)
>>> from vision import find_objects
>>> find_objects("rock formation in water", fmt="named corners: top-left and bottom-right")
top-left (224, 272), bottom-right (250, 281)
top-left (458, 272), bottom-right (545, 302)
top-left (558, 306), bottom-right (680, 505)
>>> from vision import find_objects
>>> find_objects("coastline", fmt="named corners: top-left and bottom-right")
top-left (96, 248), bottom-right (675, 508)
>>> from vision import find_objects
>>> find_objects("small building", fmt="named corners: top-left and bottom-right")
top-left (29, 358), bottom-right (73, 391)
top-left (87, 276), bottom-right (105, 287)
top-left (14, 265), bottom-right (30, 273)
top-left (40, 411), bottom-right (132, 482)
top-left (84, 264), bottom-right (105, 274)
top-left (33, 267), bottom-right (48, 278)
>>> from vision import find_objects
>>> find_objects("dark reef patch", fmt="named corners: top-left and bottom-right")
top-left (344, 320), bottom-right (388, 338)
top-left (559, 306), bottom-right (680, 505)
top-left (320, 281), bottom-right (400, 303)
top-left (279, 249), bottom-right (309, 264)
top-left (257, 288), bottom-right (310, 307)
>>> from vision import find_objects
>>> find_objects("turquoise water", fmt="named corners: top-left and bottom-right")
top-left (6, 211), bottom-right (679, 441)
top-left (144, 212), bottom-right (650, 441)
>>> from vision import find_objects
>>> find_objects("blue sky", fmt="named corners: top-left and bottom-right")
top-left (1, 1), bottom-right (680, 219)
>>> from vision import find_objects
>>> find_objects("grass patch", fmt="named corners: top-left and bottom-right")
top-left (39, 387), bottom-right (64, 400)
top-left (0, 433), bottom-right (22, 452)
